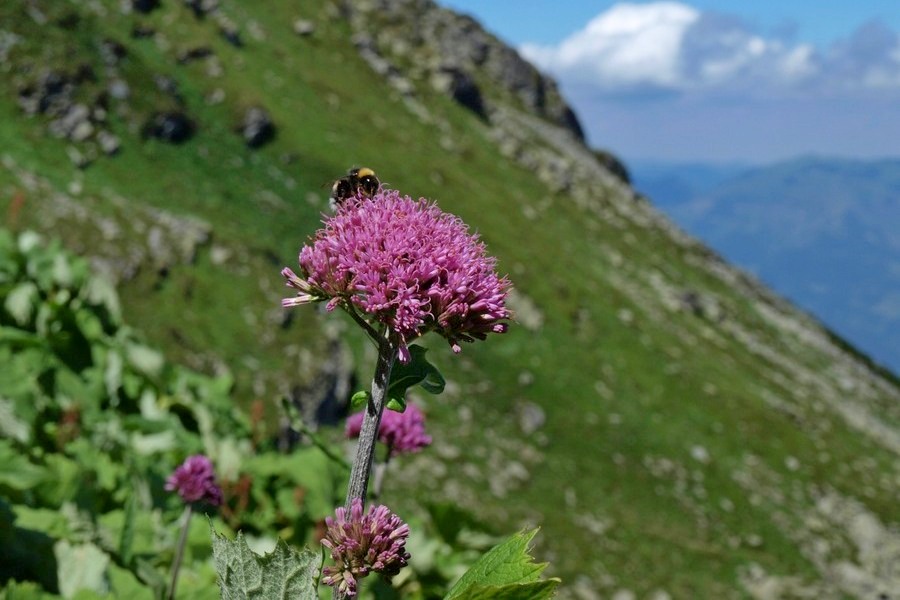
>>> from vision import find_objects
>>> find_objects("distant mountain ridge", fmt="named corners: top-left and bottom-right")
top-left (633, 156), bottom-right (900, 374)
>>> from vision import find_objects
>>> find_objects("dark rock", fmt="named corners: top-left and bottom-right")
top-left (18, 71), bottom-right (72, 116)
top-left (219, 26), bottom-right (242, 47)
top-left (142, 111), bottom-right (195, 144)
top-left (183, 0), bottom-right (218, 18)
top-left (132, 0), bottom-right (160, 13)
top-left (100, 39), bottom-right (127, 66)
top-left (238, 106), bottom-right (275, 148)
top-left (177, 46), bottom-right (213, 64)
top-left (437, 66), bottom-right (486, 119)
top-left (592, 149), bottom-right (631, 184)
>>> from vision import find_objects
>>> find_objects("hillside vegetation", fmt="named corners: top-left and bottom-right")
top-left (1, 0), bottom-right (899, 598)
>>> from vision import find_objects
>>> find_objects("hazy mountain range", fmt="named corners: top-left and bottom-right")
top-left (633, 156), bottom-right (900, 375)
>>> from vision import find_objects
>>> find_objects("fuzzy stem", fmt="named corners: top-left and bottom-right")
top-left (168, 503), bottom-right (193, 600)
top-left (333, 339), bottom-right (397, 600)
top-left (344, 339), bottom-right (397, 506)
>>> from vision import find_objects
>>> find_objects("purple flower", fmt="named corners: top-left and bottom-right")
top-left (346, 402), bottom-right (432, 457)
top-left (282, 190), bottom-right (511, 362)
top-left (320, 499), bottom-right (410, 597)
top-left (165, 454), bottom-right (223, 506)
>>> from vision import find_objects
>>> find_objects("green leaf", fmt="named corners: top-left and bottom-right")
top-left (386, 345), bottom-right (445, 409)
top-left (0, 397), bottom-right (32, 443)
top-left (385, 396), bottom-right (406, 412)
top-left (0, 440), bottom-right (48, 492)
top-left (449, 581), bottom-right (560, 600)
top-left (1, 580), bottom-right (56, 599)
top-left (83, 275), bottom-right (121, 324)
top-left (54, 540), bottom-right (111, 598)
top-left (0, 325), bottom-right (47, 348)
top-left (211, 526), bottom-right (319, 600)
top-left (350, 390), bottom-right (370, 410)
top-left (445, 529), bottom-right (559, 600)
top-left (125, 342), bottom-right (164, 379)
top-left (118, 492), bottom-right (136, 566)
top-left (5, 281), bottom-right (39, 326)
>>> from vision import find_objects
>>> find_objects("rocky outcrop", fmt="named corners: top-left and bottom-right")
top-left (17, 69), bottom-right (121, 166)
top-left (340, 0), bottom-right (584, 142)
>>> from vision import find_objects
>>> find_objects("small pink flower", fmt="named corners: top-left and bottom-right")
top-left (345, 402), bottom-right (432, 457)
top-left (320, 499), bottom-right (410, 597)
top-left (282, 190), bottom-right (511, 361)
top-left (165, 454), bottom-right (223, 506)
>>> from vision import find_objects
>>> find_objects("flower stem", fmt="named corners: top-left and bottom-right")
top-left (168, 503), bottom-right (193, 600)
top-left (344, 339), bottom-right (397, 506)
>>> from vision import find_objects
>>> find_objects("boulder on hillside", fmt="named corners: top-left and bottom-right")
top-left (238, 106), bottom-right (275, 148)
top-left (142, 111), bottom-right (195, 144)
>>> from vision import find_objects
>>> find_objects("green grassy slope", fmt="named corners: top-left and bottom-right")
top-left (1, 0), bottom-right (898, 597)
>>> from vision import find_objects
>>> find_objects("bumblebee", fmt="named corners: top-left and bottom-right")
top-left (329, 167), bottom-right (380, 209)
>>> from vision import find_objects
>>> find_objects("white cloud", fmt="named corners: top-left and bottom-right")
top-left (520, 1), bottom-right (900, 97)
top-left (522, 2), bottom-right (699, 89)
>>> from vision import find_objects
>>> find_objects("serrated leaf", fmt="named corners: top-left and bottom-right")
top-left (445, 529), bottom-right (558, 600)
top-left (451, 581), bottom-right (560, 600)
top-left (211, 526), bottom-right (319, 600)
top-left (386, 345), bottom-right (445, 408)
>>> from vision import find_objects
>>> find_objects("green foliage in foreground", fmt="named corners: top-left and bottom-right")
top-left (0, 229), bottom-right (558, 598)
top-left (210, 528), bottom-right (319, 599)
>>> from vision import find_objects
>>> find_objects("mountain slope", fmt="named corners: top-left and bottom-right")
top-left (1, 1), bottom-right (899, 598)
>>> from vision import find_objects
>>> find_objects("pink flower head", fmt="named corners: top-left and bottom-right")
top-left (345, 402), bottom-right (432, 457)
top-left (320, 499), bottom-right (410, 597)
top-left (165, 454), bottom-right (223, 506)
top-left (281, 190), bottom-right (511, 361)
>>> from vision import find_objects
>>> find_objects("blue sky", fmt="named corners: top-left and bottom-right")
top-left (437, 1), bottom-right (900, 164)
